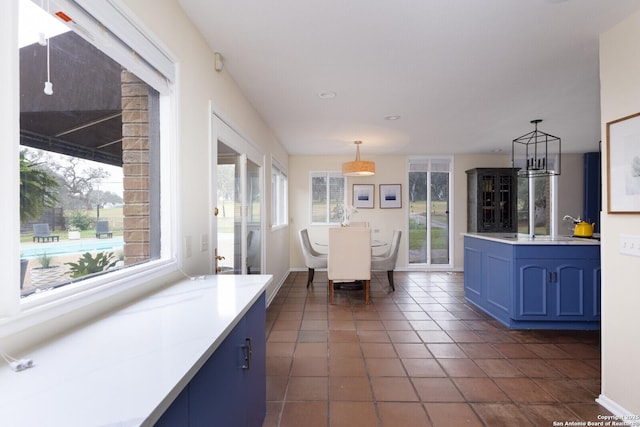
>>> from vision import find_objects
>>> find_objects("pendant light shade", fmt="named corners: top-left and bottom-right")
top-left (512, 119), bottom-right (561, 177)
top-left (342, 141), bottom-right (375, 176)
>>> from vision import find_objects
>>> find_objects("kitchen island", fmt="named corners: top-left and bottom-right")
top-left (463, 233), bottom-right (600, 330)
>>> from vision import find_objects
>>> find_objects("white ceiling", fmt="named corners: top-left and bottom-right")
top-left (177, 0), bottom-right (640, 157)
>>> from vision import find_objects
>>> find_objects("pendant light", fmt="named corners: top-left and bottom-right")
top-left (512, 119), bottom-right (561, 177)
top-left (342, 141), bottom-right (375, 176)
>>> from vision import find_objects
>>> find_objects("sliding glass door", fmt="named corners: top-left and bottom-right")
top-left (408, 158), bottom-right (452, 266)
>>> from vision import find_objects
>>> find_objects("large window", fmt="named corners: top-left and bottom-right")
top-left (11, 0), bottom-right (175, 307)
top-left (515, 157), bottom-right (559, 236)
top-left (310, 172), bottom-right (345, 224)
top-left (271, 157), bottom-right (288, 228)
top-left (517, 176), bottom-right (556, 235)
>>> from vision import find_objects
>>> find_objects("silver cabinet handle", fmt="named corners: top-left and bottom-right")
top-left (242, 337), bottom-right (253, 370)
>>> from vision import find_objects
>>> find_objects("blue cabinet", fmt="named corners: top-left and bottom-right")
top-left (155, 293), bottom-right (266, 426)
top-left (464, 236), bottom-right (600, 329)
top-left (464, 237), bottom-right (513, 323)
top-left (515, 258), bottom-right (600, 321)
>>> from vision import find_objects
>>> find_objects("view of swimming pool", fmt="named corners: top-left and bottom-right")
top-left (20, 237), bottom-right (124, 259)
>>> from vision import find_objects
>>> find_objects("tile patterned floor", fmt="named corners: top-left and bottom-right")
top-left (262, 271), bottom-right (611, 427)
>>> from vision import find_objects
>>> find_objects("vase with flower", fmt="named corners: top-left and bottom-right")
top-left (342, 205), bottom-right (358, 227)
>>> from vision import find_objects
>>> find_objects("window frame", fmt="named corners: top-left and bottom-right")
top-left (271, 156), bottom-right (288, 229)
top-left (309, 171), bottom-right (346, 225)
top-left (407, 157), bottom-right (453, 267)
top-left (517, 175), bottom-right (559, 236)
top-left (0, 0), bottom-right (178, 336)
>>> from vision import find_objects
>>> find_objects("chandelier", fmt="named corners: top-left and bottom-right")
top-left (512, 119), bottom-right (561, 177)
top-left (342, 141), bottom-right (375, 176)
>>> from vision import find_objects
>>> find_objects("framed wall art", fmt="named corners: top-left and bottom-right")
top-left (353, 184), bottom-right (374, 209)
top-left (607, 112), bottom-right (640, 213)
top-left (380, 184), bottom-right (402, 209)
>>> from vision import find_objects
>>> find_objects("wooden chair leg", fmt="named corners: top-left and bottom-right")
top-left (306, 268), bottom-right (315, 288)
top-left (329, 279), bottom-right (334, 304)
top-left (365, 280), bottom-right (370, 304)
top-left (387, 270), bottom-right (395, 291)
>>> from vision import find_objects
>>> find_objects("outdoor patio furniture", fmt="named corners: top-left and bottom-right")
top-left (95, 220), bottom-right (113, 239)
top-left (32, 223), bottom-right (60, 243)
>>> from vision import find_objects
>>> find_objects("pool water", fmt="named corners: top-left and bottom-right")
top-left (20, 237), bottom-right (124, 259)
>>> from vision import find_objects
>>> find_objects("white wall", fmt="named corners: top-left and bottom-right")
top-left (557, 154), bottom-right (588, 235)
top-left (289, 154), bottom-right (409, 268)
top-left (122, 0), bottom-right (290, 301)
top-left (599, 10), bottom-right (640, 416)
top-left (290, 153), bottom-right (585, 272)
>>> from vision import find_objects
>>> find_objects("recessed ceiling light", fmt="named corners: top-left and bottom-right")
top-left (491, 148), bottom-right (504, 153)
top-left (318, 91), bottom-right (336, 99)
top-left (384, 115), bottom-right (401, 121)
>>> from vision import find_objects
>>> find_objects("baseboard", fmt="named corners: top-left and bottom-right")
top-left (289, 267), bottom-right (325, 272)
top-left (596, 394), bottom-right (637, 421)
top-left (265, 273), bottom-right (288, 307)
top-left (289, 267), bottom-right (464, 273)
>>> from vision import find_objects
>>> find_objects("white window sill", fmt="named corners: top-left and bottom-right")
top-left (0, 259), bottom-right (180, 342)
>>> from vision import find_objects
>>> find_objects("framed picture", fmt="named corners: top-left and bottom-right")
top-left (352, 184), bottom-right (374, 209)
top-left (607, 112), bottom-right (640, 213)
top-left (379, 184), bottom-right (402, 208)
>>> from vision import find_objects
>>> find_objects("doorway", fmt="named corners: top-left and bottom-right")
top-left (408, 158), bottom-right (452, 267)
top-left (212, 116), bottom-right (263, 275)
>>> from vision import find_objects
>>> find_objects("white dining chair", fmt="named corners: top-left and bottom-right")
top-left (299, 229), bottom-right (327, 288)
top-left (328, 227), bottom-right (371, 304)
top-left (371, 229), bottom-right (402, 291)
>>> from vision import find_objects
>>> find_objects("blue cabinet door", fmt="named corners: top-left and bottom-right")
top-left (516, 262), bottom-right (549, 318)
top-left (154, 386), bottom-right (189, 426)
top-left (188, 293), bottom-right (266, 426)
top-left (156, 293), bottom-right (266, 427)
top-left (515, 259), bottom-right (598, 321)
top-left (555, 263), bottom-right (587, 318)
top-left (463, 236), bottom-right (513, 325)
top-left (188, 321), bottom-right (245, 427)
top-left (592, 265), bottom-right (602, 319)
top-left (463, 245), bottom-right (483, 300)
top-left (243, 294), bottom-right (266, 427)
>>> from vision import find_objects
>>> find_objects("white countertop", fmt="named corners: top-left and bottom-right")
top-left (463, 232), bottom-right (601, 245)
top-left (0, 274), bottom-right (272, 427)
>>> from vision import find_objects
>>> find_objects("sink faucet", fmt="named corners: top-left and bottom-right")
top-left (563, 215), bottom-right (580, 224)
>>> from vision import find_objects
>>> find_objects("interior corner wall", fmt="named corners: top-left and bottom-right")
top-left (120, 0), bottom-right (290, 300)
top-left (599, 10), bottom-right (640, 416)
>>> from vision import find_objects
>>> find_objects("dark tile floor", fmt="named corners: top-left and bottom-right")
top-left (262, 271), bottom-right (611, 427)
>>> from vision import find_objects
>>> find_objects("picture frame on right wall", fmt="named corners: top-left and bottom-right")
top-left (607, 112), bottom-right (640, 213)
top-left (380, 184), bottom-right (402, 209)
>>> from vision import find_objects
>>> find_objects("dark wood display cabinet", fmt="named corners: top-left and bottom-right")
top-left (466, 168), bottom-right (518, 233)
